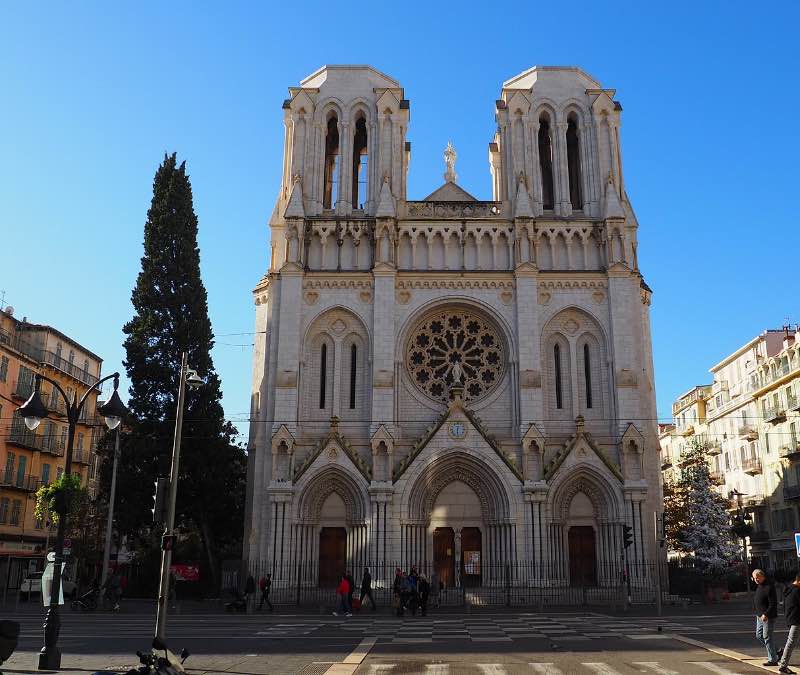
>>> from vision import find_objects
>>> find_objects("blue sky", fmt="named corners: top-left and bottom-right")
top-left (1, 2), bottom-right (798, 441)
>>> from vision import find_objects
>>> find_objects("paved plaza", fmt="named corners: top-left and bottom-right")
top-left (1, 605), bottom-right (788, 675)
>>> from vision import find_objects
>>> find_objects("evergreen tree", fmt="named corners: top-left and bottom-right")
top-left (672, 439), bottom-right (740, 576)
top-left (103, 153), bottom-right (245, 589)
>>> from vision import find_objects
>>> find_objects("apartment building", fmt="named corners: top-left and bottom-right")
top-left (660, 327), bottom-right (800, 568)
top-left (0, 305), bottom-right (104, 575)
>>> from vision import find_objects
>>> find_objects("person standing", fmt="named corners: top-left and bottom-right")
top-left (345, 570), bottom-right (355, 614)
top-left (258, 573), bottom-right (273, 611)
top-left (244, 574), bottom-right (256, 612)
top-left (753, 569), bottom-right (780, 666)
top-left (778, 573), bottom-right (800, 674)
top-left (360, 568), bottom-right (376, 610)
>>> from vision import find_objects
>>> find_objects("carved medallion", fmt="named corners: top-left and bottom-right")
top-left (303, 290), bottom-right (319, 306)
top-left (331, 319), bottom-right (347, 335)
top-left (396, 290), bottom-right (412, 305)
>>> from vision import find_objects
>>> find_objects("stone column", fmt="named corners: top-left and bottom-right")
top-left (454, 528), bottom-right (462, 588)
top-left (555, 121), bottom-right (571, 217)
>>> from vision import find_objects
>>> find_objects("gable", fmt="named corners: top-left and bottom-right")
top-left (422, 182), bottom-right (478, 202)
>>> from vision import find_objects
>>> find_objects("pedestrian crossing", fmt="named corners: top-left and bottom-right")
top-left (362, 662), bottom-right (757, 675)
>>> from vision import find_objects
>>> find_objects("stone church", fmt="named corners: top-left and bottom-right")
top-left (244, 64), bottom-right (661, 591)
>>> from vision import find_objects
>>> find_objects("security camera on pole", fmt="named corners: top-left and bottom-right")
top-left (155, 352), bottom-right (203, 642)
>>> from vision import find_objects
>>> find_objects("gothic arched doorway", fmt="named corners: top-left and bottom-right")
top-left (568, 526), bottom-right (596, 586)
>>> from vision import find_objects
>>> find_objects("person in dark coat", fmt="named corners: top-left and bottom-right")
top-left (360, 568), bottom-right (376, 610)
top-left (258, 573), bottom-right (273, 611)
top-left (778, 572), bottom-right (800, 673)
top-left (418, 573), bottom-right (431, 616)
top-left (344, 570), bottom-right (355, 613)
top-left (753, 569), bottom-right (780, 666)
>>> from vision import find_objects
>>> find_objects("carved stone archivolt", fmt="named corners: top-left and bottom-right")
top-left (299, 467), bottom-right (366, 524)
top-left (405, 308), bottom-right (506, 403)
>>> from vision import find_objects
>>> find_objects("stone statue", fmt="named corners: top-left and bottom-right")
top-left (444, 141), bottom-right (457, 183)
top-left (451, 362), bottom-right (464, 384)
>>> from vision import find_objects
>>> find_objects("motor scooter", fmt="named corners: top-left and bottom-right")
top-left (91, 637), bottom-right (189, 675)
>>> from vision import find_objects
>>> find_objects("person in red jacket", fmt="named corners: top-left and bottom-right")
top-left (333, 574), bottom-right (351, 616)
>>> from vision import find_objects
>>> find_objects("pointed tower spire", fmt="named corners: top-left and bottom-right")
top-left (284, 175), bottom-right (305, 218)
top-left (603, 173), bottom-right (625, 219)
top-left (375, 174), bottom-right (396, 218)
top-left (513, 174), bottom-right (534, 218)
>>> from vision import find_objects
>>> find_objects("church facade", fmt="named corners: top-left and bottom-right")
top-left (244, 65), bottom-right (661, 592)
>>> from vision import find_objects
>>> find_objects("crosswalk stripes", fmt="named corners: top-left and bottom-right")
top-left (423, 666), bottom-right (449, 675)
top-left (477, 666), bottom-right (507, 675)
top-left (632, 663), bottom-right (679, 675)
top-left (692, 663), bottom-right (743, 675)
top-left (582, 664), bottom-right (623, 675)
top-left (528, 665), bottom-right (562, 675)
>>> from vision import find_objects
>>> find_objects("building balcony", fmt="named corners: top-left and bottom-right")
top-left (765, 405), bottom-right (787, 424)
top-left (744, 494), bottom-right (767, 508)
top-left (8, 424), bottom-right (65, 457)
top-left (742, 458), bottom-right (763, 475)
top-left (709, 470), bottom-right (725, 485)
top-left (749, 530), bottom-right (771, 543)
top-left (678, 424), bottom-right (695, 437)
top-left (661, 456), bottom-right (673, 470)
top-left (72, 449), bottom-right (90, 465)
top-left (12, 378), bottom-right (34, 400)
top-left (0, 470), bottom-right (39, 492)
top-left (784, 485), bottom-right (800, 501)
top-left (789, 392), bottom-right (800, 412)
top-left (739, 424), bottom-right (759, 441)
top-left (707, 441), bottom-right (722, 456)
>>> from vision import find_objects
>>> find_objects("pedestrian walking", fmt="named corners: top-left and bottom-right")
top-left (753, 568), bottom-right (780, 666)
top-left (430, 571), bottom-right (440, 609)
top-left (345, 570), bottom-right (355, 614)
top-left (360, 568), bottom-right (376, 610)
top-left (392, 568), bottom-right (403, 616)
top-left (258, 573), bottom-right (273, 611)
top-left (778, 572), bottom-right (800, 673)
top-left (333, 574), bottom-right (351, 616)
top-left (418, 573), bottom-right (430, 616)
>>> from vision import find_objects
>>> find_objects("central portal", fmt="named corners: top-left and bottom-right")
top-left (568, 525), bottom-right (597, 586)
top-left (433, 527), bottom-right (455, 587)
top-left (318, 527), bottom-right (346, 587)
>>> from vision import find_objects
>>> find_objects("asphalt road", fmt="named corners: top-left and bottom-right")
top-left (0, 608), bottom-right (783, 675)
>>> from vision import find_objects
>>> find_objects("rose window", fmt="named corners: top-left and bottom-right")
top-left (406, 308), bottom-right (505, 403)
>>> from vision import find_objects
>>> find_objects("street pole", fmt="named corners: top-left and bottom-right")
top-left (155, 352), bottom-right (188, 642)
top-left (654, 511), bottom-right (663, 617)
top-left (101, 428), bottom-right (121, 587)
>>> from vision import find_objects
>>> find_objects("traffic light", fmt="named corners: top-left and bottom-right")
top-left (152, 477), bottom-right (168, 524)
top-left (622, 524), bottom-right (633, 549)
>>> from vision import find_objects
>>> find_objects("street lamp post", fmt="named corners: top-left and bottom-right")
top-left (730, 489), bottom-right (753, 593)
top-left (100, 427), bottom-right (121, 587)
top-left (155, 352), bottom-right (203, 642)
top-left (19, 372), bottom-right (127, 670)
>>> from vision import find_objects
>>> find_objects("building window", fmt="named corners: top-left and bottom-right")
top-left (60, 426), bottom-right (68, 450)
top-left (4, 452), bottom-right (15, 481)
top-left (16, 455), bottom-right (27, 486)
top-left (566, 113), bottom-right (583, 210)
top-left (538, 115), bottom-right (555, 210)
top-left (583, 343), bottom-right (593, 409)
top-left (352, 116), bottom-right (368, 209)
top-left (57, 467), bottom-right (63, 481)
top-left (77, 432), bottom-right (84, 451)
top-left (319, 343), bottom-right (328, 409)
top-left (89, 454), bottom-right (97, 480)
top-left (10, 499), bottom-right (21, 526)
top-left (55, 342), bottom-right (62, 360)
top-left (68, 350), bottom-right (75, 365)
top-left (41, 463), bottom-right (51, 485)
top-left (554, 343), bottom-right (563, 409)
top-left (0, 498), bottom-right (8, 524)
top-left (791, 422), bottom-right (798, 448)
top-left (349, 344), bottom-right (358, 410)
top-left (0, 355), bottom-right (8, 382)
top-left (83, 359), bottom-right (89, 380)
top-left (323, 116), bottom-right (340, 209)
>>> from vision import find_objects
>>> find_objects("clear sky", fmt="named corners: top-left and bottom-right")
top-left (1, 2), bottom-right (798, 442)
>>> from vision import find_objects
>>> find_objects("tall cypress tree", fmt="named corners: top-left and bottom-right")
top-left (111, 153), bottom-right (244, 589)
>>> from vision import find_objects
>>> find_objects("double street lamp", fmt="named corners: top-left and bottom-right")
top-left (19, 371), bottom-right (128, 670)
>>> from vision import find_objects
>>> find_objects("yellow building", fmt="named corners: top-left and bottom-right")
top-left (0, 306), bottom-right (103, 592)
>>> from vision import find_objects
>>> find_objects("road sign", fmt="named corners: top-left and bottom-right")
top-left (795, 532), bottom-right (800, 557)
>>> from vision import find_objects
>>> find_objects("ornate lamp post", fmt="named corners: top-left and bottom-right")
top-left (730, 489), bottom-right (753, 592)
top-left (19, 372), bottom-right (127, 670)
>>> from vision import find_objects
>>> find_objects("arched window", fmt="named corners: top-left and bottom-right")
top-left (566, 114), bottom-right (583, 210)
top-left (323, 116), bottom-right (340, 209)
top-left (319, 343), bottom-right (327, 409)
top-left (349, 344), bottom-right (357, 410)
top-left (554, 343), bottom-right (563, 409)
top-left (538, 115), bottom-right (554, 210)
top-left (351, 116), bottom-right (368, 209)
top-left (583, 343), bottom-right (593, 409)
